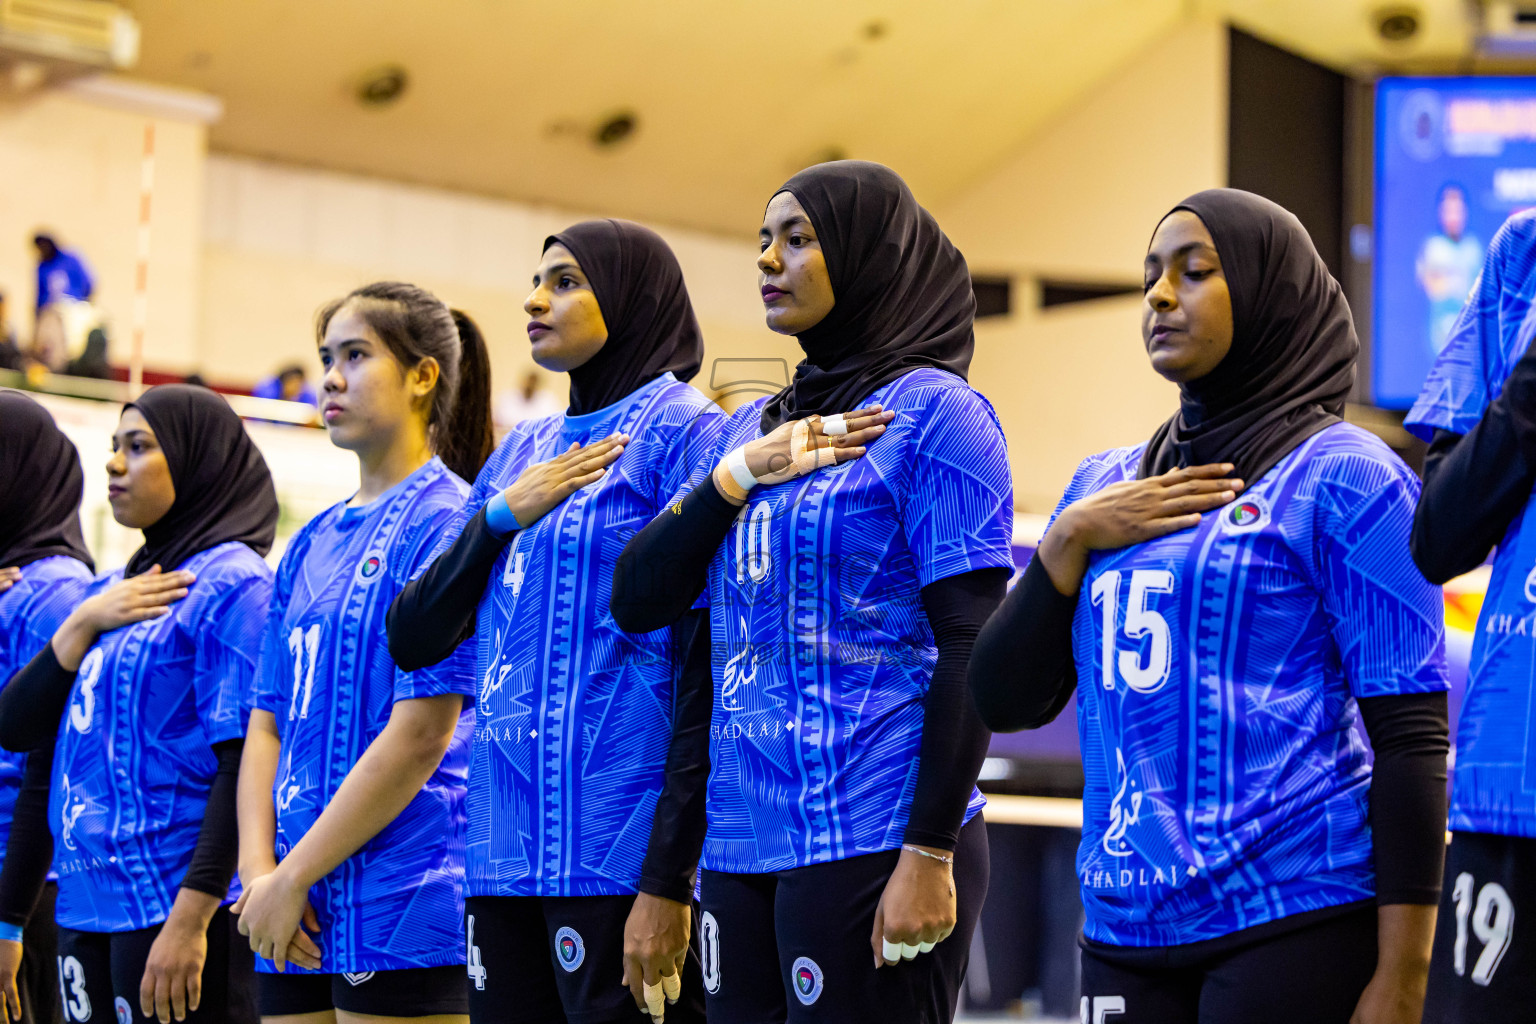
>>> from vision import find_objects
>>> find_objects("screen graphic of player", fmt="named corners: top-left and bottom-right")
top-left (1416, 183), bottom-right (1483, 355)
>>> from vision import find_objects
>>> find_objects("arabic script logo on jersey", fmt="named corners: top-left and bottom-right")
top-left (355, 553), bottom-right (385, 584)
top-left (60, 774), bottom-right (87, 852)
top-left (1524, 565), bottom-right (1536, 604)
top-left (720, 617), bottom-right (758, 712)
top-left (1102, 748), bottom-right (1143, 858)
top-left (1222, 495), bottom-right (1271, 534)
top-left (555, 926), bottom-right (585, 971)
top-left (791, 957), bottom-right (823, 1005)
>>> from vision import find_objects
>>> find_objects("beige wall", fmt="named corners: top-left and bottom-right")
top-left (936, 20), bottom-right (1227, 511)
top-left (199, 156), bottom-right (801, 406)
top-left (0, 86), bottom-right (208, 369)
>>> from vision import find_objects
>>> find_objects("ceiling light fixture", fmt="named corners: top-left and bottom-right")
top-left (357, 65), bottom-right (408, 106)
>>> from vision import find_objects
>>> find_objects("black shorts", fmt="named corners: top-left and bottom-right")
top-left (55, 906), bottom-right (256, 1024)
top-left (1424, 830), bottom-right (1536, 1024)
top-left (698, 814), bottom-right (989, 1024)
top-left (464, 893), bottom-right (706, 1024)
top-left (258, 963), bottom-right (468, 1017)
top-left (1078, 903), bottom-right (1378, 1024)
top-left (17, 880), bottom-right (60, 1024)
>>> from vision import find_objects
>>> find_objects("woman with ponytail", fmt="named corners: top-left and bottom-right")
top-left (232, 282), bottom-right (491, 1023)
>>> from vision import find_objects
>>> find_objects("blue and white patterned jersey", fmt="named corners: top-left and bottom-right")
top-left (1057, 424), bottom-right (1447, 947)
top-left (1406, 209), bottom-right (1536, 840)
top-left (250, 458), bottom-right (475, 973)
top-left (0, 556), bottom-right (92, 861)
top-left (437, 373), bottom-right (725, 897)
top-left (52, 542), bottom-right (271, 932)
top-left (699, 368), bottom-right (1014, 875)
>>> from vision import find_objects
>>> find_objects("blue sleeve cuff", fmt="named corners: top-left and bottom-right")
top-left (0, 923), bottom-right (23, 942)
top-left (484, 492), bottom-right (522, 537)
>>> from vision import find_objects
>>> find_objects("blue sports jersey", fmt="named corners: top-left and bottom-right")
top-left (251, 457), bottom-right (475, 973)
top-left (1405, 209), bottom-right (1536, 840)
top-left (0, 556), bottom-right (92, 860)
top-left (1056, 424), bottom-right (1447, 946)
top-left (699, 368), bottom-right (1014, 875)
top-left (436, 373), bottom-right (725, 897)
top-left (52, 542), bottom-right (271, 933)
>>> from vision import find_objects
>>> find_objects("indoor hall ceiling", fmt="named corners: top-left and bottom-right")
top-left (121, 0), bottom-right (1488, 236)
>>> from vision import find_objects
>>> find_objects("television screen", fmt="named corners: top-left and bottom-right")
top-left (1374, 77), bottom-right (1536, 408)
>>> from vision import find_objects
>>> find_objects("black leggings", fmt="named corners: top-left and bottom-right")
top-left (1079, 904), bottom-right (1378, 1024)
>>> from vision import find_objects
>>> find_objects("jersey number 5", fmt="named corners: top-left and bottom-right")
top-left (1090, 569), bottom-right (1175, 694)
top-left (287, 624), bottom-right (321, 720)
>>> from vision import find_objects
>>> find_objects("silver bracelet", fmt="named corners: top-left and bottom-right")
top-left (901, 844), bottom-right (954, 864)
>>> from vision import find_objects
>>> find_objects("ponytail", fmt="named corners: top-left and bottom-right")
top-left (442, 309), bottom-right (494, 482)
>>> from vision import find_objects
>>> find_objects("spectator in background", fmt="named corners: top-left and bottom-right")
top-left (32, 233), bottom-right (96, 373)
top-left (492, 368), bottom-right (562, 437)
top-left (0, 291), bottom-right (22, 372)
top-left (252, 363), bottom-right (318, 406)
top-left (64, 327), bottom-right (112, 380)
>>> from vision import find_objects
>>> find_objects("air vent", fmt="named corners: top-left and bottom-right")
top-left (0, 0), bottom-right (138, 69)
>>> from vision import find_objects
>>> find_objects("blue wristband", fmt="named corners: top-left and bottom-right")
top-left (484, 492), bottom-right (523, 538)
top-left (0, 922), bottom-right (23, 943)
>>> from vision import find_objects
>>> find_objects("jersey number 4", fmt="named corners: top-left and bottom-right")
top-left (288, 624), bottom-right (321, 720)
top-left (1452, 872), bottom-right (1515, 986)
top-left (1090, 569), bottom-right (1175, 694)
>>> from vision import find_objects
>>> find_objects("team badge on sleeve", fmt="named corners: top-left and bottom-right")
top-left (555, 926), bottom-right (585, 972)
top-left (791, 956), bottom-right (823, 1005)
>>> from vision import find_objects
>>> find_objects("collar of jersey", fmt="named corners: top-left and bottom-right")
top-left (559, 372), bottom-right (676, 433)
top-left (338, 456), bottom-right (443, 523)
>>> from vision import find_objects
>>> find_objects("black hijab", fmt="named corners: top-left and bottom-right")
top-left (0, 390), bottom-right (93, 572)
top-left (544, 219), bottom-right (704, 416)
top-left (758, 161), bottom-right (975, 433)
top-left (1136, 189), bottom-right (1358, 485)
top-left (123, 384), bottom-right (278, 577)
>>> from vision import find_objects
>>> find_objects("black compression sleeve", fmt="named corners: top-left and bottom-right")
top-left (638, 609), bottom-right (713, 903)
top-left (1358, 692), bottom-right (1450, 906)
top-left (0, 745), bottom-right (54, 928)
top-left (611, 480), bottom-right (738, 634)
top-left (967, 556), bottom-right (1079, 733)
top-left (179, 739), bottom-right (243, 898)
top-left (0, 643), bottom-right (76, 753)
top-left (904, 568), bottom-right (1008, 851)
top-left (1412, 345), bottom-right (1536, 584)
top-left (387, 506), bottom-right (509, 672)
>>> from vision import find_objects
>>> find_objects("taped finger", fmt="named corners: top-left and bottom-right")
top-left (662, 971), bottom-right (681, 1003)
top-left (881, 937), bottom-right (902, 963)
top-left (822, 413), bottom-right (848, 437)
top-left (918, 939), bottom-right (936, 954)
top-left (643, 980), bottom-right (665, 1019)
top-left (901, 942), bottom-right (920, 961)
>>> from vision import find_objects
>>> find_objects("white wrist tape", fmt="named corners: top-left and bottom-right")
top-left (726, 447), bottom-right (758, 492)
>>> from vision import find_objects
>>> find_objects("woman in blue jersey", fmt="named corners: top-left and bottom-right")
top-left (611, 160), bottom-right (1014, 1024)
top-left (0, 382), bottom-right (279, 1024)
top-left (387, 219), bottom-right (725, 1024)
top-left (231, 284), bottom-right (493, 1024)
top-left (969, 189), bottom-right (1450, 1024)
top-left (1405, 209), bottom-right (1536, 1024)
top-left (0, 392), bottom-right (96, 1024)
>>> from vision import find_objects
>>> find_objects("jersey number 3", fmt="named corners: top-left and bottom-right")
top-left (288, 624), bottom-right (321, 720)
top-left (1090, 569), bottom-right (1175, 694)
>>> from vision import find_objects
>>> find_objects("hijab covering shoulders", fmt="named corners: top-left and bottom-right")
top-left (124, 383), bottom-right (279, 577)
top-left (0, 390), bottom-right (94, 571)
top-left (1137, 188), bottom-right (1359, 485)
top-left (759, 160), bottom-right (976, 433)
top-left (543, 219), bottom-right (704, 416)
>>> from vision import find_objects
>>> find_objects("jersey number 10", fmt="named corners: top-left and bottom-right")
top-left (1090, 569), bottom-right (1175, 694)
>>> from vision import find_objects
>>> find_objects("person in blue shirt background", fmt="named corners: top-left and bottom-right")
top-left (32, 235), bottom-right (92, 315)
top-left (233, 282), bottom-right (493, 1023)
top-left (31, 235), bottom-right (95, 373)
top-left (251, 365), bottom-right (319, 408)
top-left (612, 161), bottom-right (1013, 1024)
top-left (970, 190), bottom-right (1450, 1024)
top-left (1405, 208), bottom-right (1536, 1024)
top-left (0, 391), bottom-right (97, 1024)
top-left (389, 219), bottom-right (724, 1024)
top-left (0, 383), bottom-right (279, 1024)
